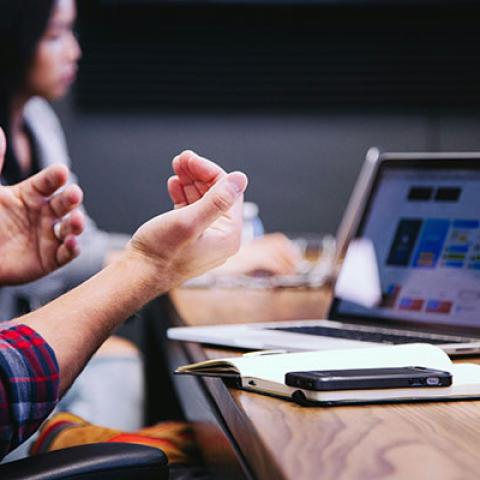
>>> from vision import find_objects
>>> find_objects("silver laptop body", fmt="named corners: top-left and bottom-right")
top-left (168, 149), bottom-right (480, 356)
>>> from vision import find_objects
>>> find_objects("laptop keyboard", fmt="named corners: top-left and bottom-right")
top-left (269, 325), bottom-right (470, 345)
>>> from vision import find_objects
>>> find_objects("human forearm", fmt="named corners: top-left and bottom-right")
top-left (9, 152), bottom-right (247, 398)
top-left (19, 251), bottom-right (168, 394)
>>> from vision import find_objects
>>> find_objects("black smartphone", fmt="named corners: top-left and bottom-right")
top-left (285, 366), bottom-right (452, 391)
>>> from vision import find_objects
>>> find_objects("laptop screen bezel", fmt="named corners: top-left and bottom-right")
top-left (328, 154), bottom-right (480, 337)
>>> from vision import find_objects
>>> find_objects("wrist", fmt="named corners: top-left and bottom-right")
top-left (114, 246), bottom-right (180, 300)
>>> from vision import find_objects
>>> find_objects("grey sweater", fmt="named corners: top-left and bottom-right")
top-left (0, 98), bottom-right (130, 320)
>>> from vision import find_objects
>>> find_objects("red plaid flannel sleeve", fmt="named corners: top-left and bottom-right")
top-left (0, 325), bottom-right (59, 459)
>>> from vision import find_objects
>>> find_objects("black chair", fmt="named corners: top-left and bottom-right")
top-left (0, 443), bottom-right (169, 480)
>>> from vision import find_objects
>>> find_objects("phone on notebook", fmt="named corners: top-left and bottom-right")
top-left (285, 366), bottom-right (452, 391)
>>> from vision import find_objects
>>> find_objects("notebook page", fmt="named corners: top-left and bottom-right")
top-left (230, 344), bottom-right (452, 384)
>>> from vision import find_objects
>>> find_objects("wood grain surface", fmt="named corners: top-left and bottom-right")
top-left (170, 288), bottom-right (480, 480)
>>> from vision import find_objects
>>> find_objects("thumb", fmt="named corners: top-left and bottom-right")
top-left (182, 171), bottom-right (248, 234)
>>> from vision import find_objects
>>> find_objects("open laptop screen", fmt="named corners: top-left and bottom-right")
top-left (333, 159), bottom-right (480, 334)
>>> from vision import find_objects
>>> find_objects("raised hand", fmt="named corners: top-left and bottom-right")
top-left (168, 152), bottom-right (301, 277)
top-left (0, 128), bottom-right (85, 285)
top-left (128, 150), bottom-right (248, 286)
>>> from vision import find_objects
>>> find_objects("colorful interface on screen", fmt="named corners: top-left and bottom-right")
top-left (337, 167), bottom-right (480, 328)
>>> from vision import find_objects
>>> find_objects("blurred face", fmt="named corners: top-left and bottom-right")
top-left (24, 0), bottom-right (81, 100)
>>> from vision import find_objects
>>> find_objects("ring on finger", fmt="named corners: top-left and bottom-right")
top-left (53, 222), bottom-right (63, 241)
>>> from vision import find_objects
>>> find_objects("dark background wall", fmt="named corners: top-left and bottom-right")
top-left (55, 1), bottom-right (480, 236)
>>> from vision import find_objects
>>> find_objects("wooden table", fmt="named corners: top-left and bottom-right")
top-left (166, 287), bottom-right (480, 480)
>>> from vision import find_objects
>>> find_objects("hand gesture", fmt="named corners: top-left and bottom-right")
top-left (128, 150), bottom-right (248, 286)
top-left (0, 129), bottom-right (85, 284)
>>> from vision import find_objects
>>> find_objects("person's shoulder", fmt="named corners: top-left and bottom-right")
top-left (24, 97), bottom-right (62, 130)
top-left (23, 97), bottom-right (70, 166)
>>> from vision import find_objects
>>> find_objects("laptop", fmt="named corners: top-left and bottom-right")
top-left (168, 149), bottom-right (480, 356)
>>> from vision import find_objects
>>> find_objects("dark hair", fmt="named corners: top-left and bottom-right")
top-left (0, 0), bottom-right (55, 182)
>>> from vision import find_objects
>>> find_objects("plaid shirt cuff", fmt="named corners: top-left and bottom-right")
top-left (0, 325), bottom-right (59, 459)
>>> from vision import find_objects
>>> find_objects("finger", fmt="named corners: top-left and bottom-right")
top-left (256, 250), bottom-right (296, 275)
top-left (183, 183), bottom-right (203, 205)
top-left (271, 250), bottom-right (300, 274)
top-left (193, 180), bottom-right (209, 196)
top-left (277, 256), bottom-right (298, 274)
top-left (171, 159), bottom-right (201, 204)
top-left (56, 235), bottom-right (80, 267)
top-left (172, 152), bottom-right (196, 186)
top-left (49, 184), bottom-right (83, 218)
top-left (186, 152), bottom-right (226, 184)
top-left (173, 150), bottom-right (225, 185)
top-left (173, 151), bottom-right (226, 204)
top-left (0, 128), bottom-right (5, 173)
top-left (187, 154), bottom-right (227, 201)
top-left (184, 153), bottom-right (226, 203)
top-left (181, 171), bottom-right (248, 235)
top-left (24, 164), bottom-right (69, 197)
top-left (256, 259), bottom-right (290, 276)
top-left (54, 210), bottom-right (86, 240)
top-left (167, 176), bottom-right (188, 207)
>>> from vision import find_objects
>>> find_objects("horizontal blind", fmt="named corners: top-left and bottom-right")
top-left (76, 3), bottom-right (480, 111)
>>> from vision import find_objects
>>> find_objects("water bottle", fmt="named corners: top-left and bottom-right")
top-left (242, 202), bottom-right (264, 244)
